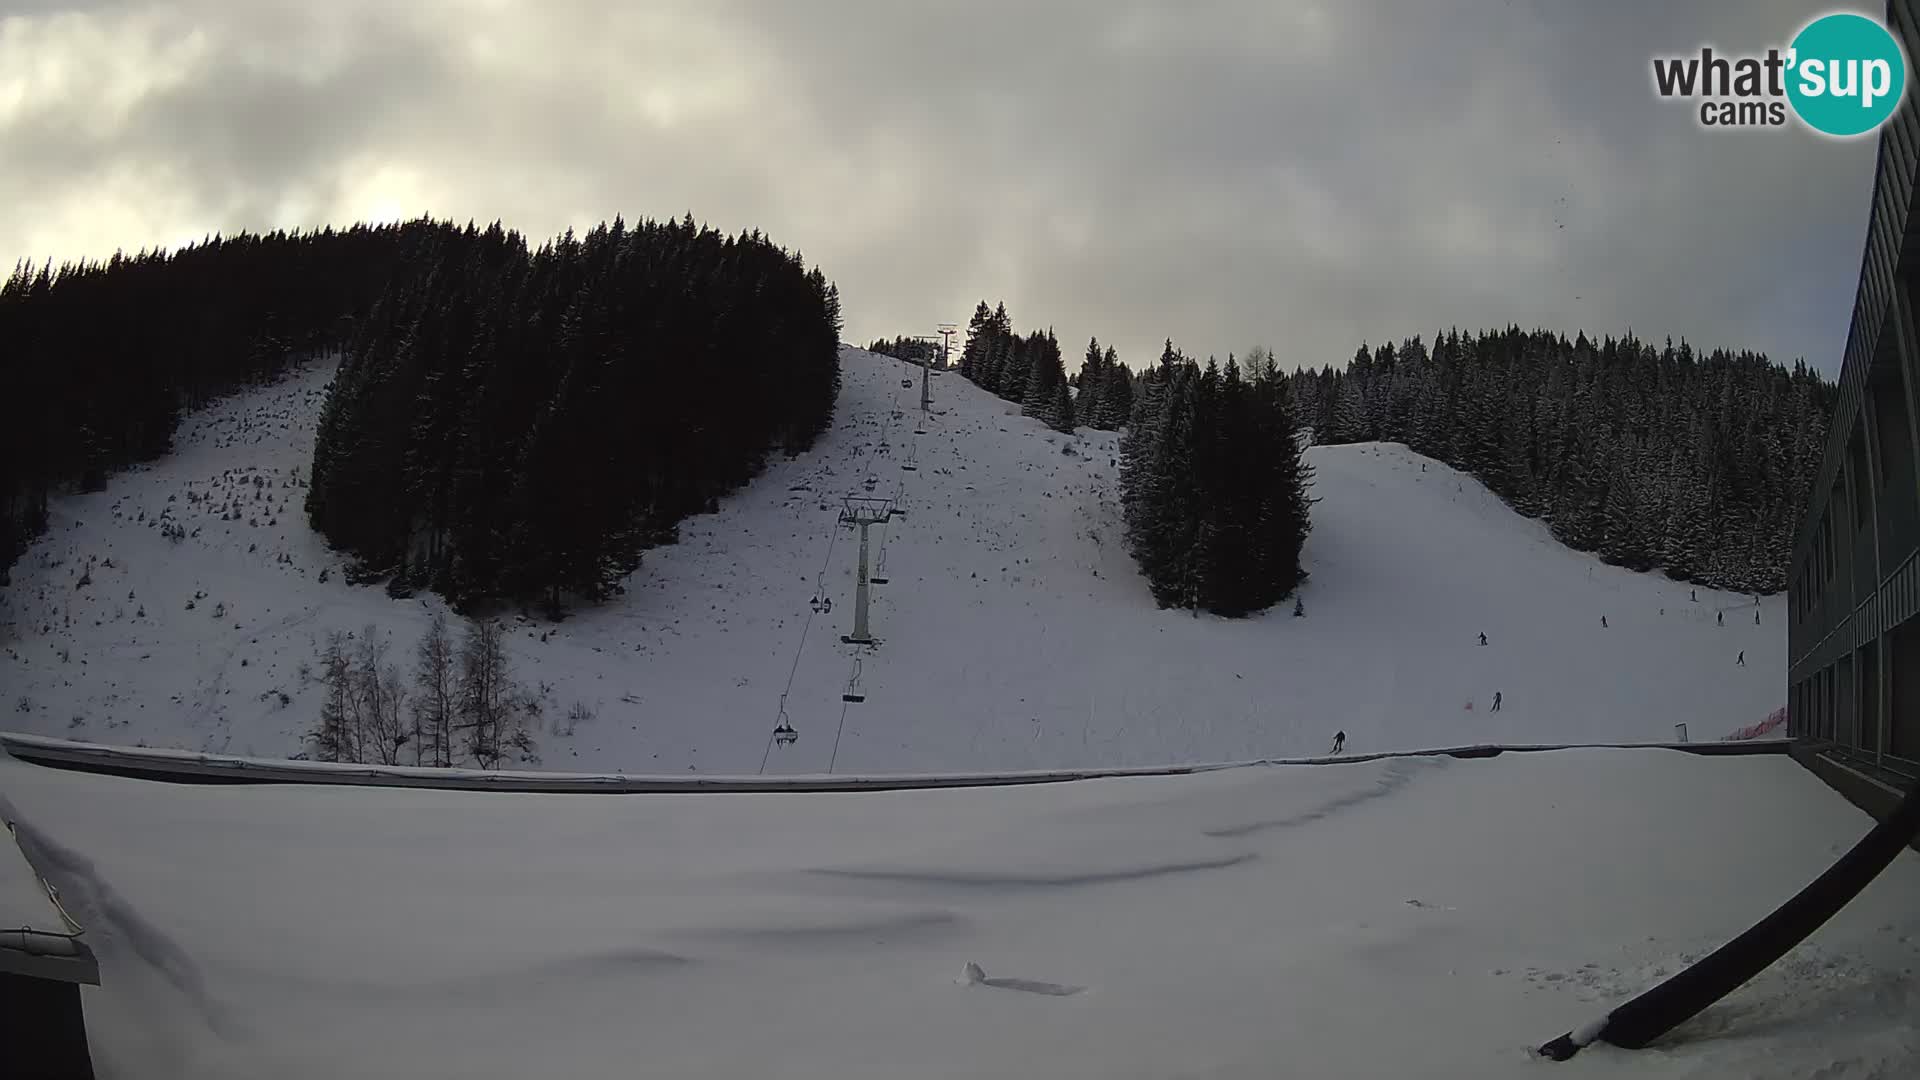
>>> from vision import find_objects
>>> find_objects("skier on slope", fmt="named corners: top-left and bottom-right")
top-left (1601, 615), bottom-right (1608, 628)
top-left (1736, 651), bottom-right (1746, 667)
top-left (1717, 610), bottom-right (1723, 626)
top-left (1330, 731), bottom-right (1346, 755)
top-left (1491, 691), bottom-right (1502, 713)
top-left (1478, 632), bottom-right (1488, 646)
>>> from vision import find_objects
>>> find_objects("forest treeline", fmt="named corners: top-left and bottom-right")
top-left (1289, 329), bottom-right (1833, 593)
top-left (305, 215), bottom-right (841, 611)
top-left (2, 223), bottom-right (422, 577)
top-left (865, 336), bottom-right (941, 365)
top-left (2, 216), bottom-right (844, 611)
top-left (958, 302), bottom-right (1311, 616)
top-left (956, 307), bottom-right (1828, 602)
top-left (956, 301), bottom-right (1135, 433)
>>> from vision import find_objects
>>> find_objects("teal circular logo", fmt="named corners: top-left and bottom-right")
top-left (1786, 13), bottom-right (1907, 136)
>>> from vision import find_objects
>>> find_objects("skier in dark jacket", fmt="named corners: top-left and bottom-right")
top-left (1330, 730), bottom-right (1346, 755)
top-left (1491, 691), bottom-right (1502, 712)
top-left (1478, 632), bottom-right (1488, 646)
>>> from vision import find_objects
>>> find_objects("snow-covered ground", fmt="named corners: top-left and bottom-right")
top-left (1, 745), bottom-right (1912, 1079)
top-left (0, 347), bottom-right (1785, 772)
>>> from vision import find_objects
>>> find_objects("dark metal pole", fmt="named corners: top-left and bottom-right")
top-left (1538, 774), bottom-right (1920, 1060)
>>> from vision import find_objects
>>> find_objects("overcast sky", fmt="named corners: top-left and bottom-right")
top-left (0, 0), bottom-right (1885, 375)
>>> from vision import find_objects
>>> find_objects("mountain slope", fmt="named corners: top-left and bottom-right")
top-left (0, 347), bottom-right (1784, 771)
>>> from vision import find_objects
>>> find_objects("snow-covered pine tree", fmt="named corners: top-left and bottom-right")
top-left (1096, 352), bottom-right (1133, 429)
top-left (1075, 337), bottom-right (1105, 422)
top-left (959, 300), bottom-right (991, 382)
top-left (1052, 376), bottom-right (1075, 434)
top-left (1022, 331), bottom-right (1060, 422)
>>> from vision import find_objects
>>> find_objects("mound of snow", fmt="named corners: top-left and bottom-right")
top-left (1, 348), bottom-right (1784, 771)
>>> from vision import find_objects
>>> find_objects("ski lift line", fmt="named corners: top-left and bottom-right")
top-left (757, 717), bottom-right (779, 773)
top-left (759, 463), bottom-right (860, 774)
top-left (760, 371), bottom-right (913, 774)
top-left (827, 699), bottom-right (851, 773)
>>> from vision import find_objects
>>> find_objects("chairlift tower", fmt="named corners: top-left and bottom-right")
top-left (938, 323), bottom-right (958, 370)
top-left (911, 333), bottom-right (944, 414)
top-left (838, 496), bottom-right (896, 646)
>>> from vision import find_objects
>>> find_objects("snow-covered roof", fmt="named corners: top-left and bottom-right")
top-left (0, 803), bottom-right (98, 985)
top-left (2, 745), bottom-right (1912, 1078)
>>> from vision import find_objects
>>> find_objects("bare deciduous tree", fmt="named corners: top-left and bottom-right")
top-left (309, 632), bottom-right (353, 762)
top-left (458, 617), bottom-right (529, 770)
top-left (413, 612), bottom-right (457, 767)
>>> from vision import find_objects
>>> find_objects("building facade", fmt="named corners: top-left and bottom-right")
top-left (1786, 0), bottom-right (1920, 786)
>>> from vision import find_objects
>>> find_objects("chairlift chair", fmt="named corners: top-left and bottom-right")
top-left (842, 658), bottom-right (866, 703)
top-left (771, 694), bottom-right (799, 745)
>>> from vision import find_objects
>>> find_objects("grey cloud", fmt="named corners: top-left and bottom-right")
top-left (0, 0), bottom-right (1881, 374)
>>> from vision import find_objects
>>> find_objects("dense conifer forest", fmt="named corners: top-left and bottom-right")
top-left (864, 336), bottom-right (941, 365)
top-left (1, 216), bottom-right (844, 610)
top-left (956, 300), bottom-right (1135, 434)
top-left (306, 216), bottom-right (841, 612)
top-left (1121, 342), bottom-right (1316, 616)
top-left (958, 305), bottom-right (1828, 607)
top-left (958, 302), bottom-right (1312, 616)
top-left (2, 222), bottom-right (419, 577)
top-left (1289, 329), bottom-right (1833, 593)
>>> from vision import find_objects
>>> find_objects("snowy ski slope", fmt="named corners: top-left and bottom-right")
top-left (0, 347), bottom-right (1785, 772)
top-left (2, 745), bottom-right (1913, 1079)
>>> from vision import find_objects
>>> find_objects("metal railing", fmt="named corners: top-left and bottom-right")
top-left (1, 731), bottom-right (1789, 795)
